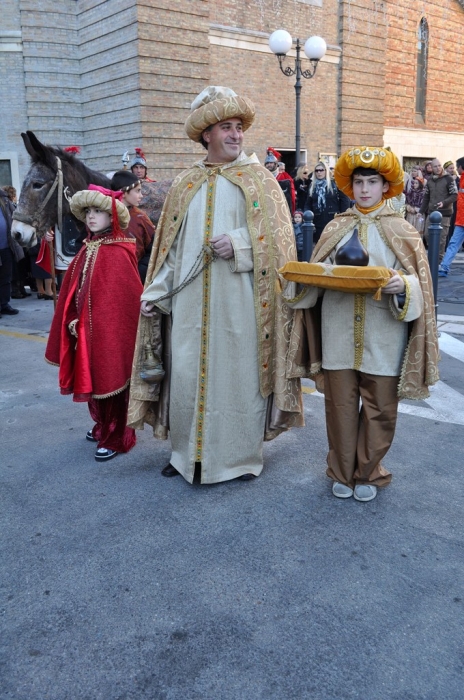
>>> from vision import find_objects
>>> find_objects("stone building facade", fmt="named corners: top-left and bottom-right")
top-left (1, 0), bottom-right (464, 189)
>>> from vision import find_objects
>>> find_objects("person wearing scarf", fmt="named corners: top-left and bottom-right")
top-left (304, 161), bottom-right (351, 243)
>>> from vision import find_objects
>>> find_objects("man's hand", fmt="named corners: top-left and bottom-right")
top-left (210, 234), bottom-right (234, 260)
top-left (383, 269), bottom-right (405, 295)
top-left (435, 201), bottom-right (443, 209)
top-left (44, 228), bottom-right (54, 242)
top-left (141, 300), bottom-right (157, 317)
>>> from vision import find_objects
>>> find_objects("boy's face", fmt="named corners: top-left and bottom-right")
top-left (85, 206), bottom-right (112, 233)
top-left (123, 184), bottom-right (143, 208)
top-left (294, 213), bottom-right (303, 224)
top-left (352, 173), bottom-right (389, 208)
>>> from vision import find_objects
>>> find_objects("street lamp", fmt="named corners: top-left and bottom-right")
top-left (269, 30), bottom-right (327, 169)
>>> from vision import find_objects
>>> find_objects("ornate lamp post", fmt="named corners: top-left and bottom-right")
top-left (269, 30), bottom-right (327, 169)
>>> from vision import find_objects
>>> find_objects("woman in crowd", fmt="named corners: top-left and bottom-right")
top-left (304, 161), bottom-right (351, 243)
top-left (405, 177), bottom-right (425, 234)
top-left (293, 164), bottom-right (311, 211)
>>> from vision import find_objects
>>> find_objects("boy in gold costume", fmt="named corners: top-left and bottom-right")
top-left (288, 147), bottom-right (439, 501)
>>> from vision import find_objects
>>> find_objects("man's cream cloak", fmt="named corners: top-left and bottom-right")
top-left (128, 152), bottom-right (303, 484)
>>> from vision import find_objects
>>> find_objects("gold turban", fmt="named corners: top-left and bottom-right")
top-left (185, 86), bottom-right (255, 142)
top-left (334, 147), bottom-right (404, 200)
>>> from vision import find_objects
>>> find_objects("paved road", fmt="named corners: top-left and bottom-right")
top-left (1, 282), bottom-right (464, 700)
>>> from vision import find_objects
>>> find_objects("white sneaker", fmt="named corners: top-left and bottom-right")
top-left (332, 482), bottom-right (354, 498)
top-left (354, 484), bottom-right (377, 502)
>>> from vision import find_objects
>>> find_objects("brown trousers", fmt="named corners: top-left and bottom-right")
top-left (324, 369), bottom-right (399, 488)
top-left (424, 215), bottom-right (450, 262)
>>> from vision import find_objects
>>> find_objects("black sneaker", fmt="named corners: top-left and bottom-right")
top-left (1, 305), bottom-right (19, 315)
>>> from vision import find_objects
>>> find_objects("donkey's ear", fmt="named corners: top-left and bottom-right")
top-left (24, 131), bottom-right (56, 169)
top-left (21, 132), bottom-right (37, 161)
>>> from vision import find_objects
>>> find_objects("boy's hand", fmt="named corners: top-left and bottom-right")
top-left (383, 269), bottom-right (405, 295)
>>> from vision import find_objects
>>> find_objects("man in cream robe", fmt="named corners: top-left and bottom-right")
top-left (128, 86), bottom-right (303, 484)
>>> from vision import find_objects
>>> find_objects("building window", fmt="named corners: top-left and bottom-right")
top-left (0, 160), bottom-right (12, 186)
top-left (415, 18), bottom-right (428, 122)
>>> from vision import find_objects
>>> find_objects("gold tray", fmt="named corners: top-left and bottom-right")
top-left (279, 262), bottom-right (392, 295)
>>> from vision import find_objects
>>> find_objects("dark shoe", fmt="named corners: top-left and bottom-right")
top-left (42, 294), bottom-right (55, 300)
top-left (95, 448), bottom-right (118, 462)
top-left (37, 293), bottom-right (44, 299)
top-left (161, 463), bottom-right (180, 477)
top-left (239, 473), bottom-right (256, 481)
top-left (86, 429), bottom-right (98, 442)
top-left (1, 305), bottom-right (19, 315)
top-left (438, 269), bottom-right (448, 277)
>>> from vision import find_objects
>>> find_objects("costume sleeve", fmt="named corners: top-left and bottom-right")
top-left (443, 176), bottom-right (458, 208)
top-left (140, 235), bottom-right (178, 314)
top-left (226, 227), bottom-right (254, 273)
top-left (389, 273), bottom-right (423, 322)
top-left (282, 281), bottom-right (320, 309)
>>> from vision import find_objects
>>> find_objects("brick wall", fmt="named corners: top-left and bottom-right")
top-left (384, 0), bottom-right (464, 131)
top-left (338, 0), bottom-right (387, 152)
top-left (0, 1), bottom-right (29, 182)
top-left (19, 0), bottom-right (82, 149)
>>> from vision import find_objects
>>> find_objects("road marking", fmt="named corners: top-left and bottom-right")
top-left (302, 386), bottom-right (317, 394)
top-left (398, 381), bottom-right (464, 426)
top-left (439, 331), bottom-right (464, 363)
top-left (0, 329), bottom-right (47, 343)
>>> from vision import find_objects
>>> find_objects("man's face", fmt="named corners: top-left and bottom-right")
top-left (202, 118), bottom-right (243, 163)
top-left (446, 163), bottom-right (456, 176)
top-left (457, 164), bottom-right (464, 176)
top-left (278, 163), bottom-right (285, 173)
top-left (132, 164), bottom-right (147, 179)
top-left (431, 159), bottom-right (443, 176)
top-left (352, 173), bottom-right (389, 208)
top-left (265, 160), bottom-right (278, 173)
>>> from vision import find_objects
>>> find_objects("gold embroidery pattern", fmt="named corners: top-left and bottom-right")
top-left (195, 176), bottom-right (215, 461)
top-left (395, 273), bottom-right (411, 322)
top-left (353, 294), bottom-right (365, 370)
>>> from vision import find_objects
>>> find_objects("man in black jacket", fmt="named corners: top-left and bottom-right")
top-left (420, 158), bottom-right (458, 261)
top-left (0, 188), bottom-right (20, 317)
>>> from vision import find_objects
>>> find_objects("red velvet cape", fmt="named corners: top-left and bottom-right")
top-left (45, 231), bottom-right (142, 402)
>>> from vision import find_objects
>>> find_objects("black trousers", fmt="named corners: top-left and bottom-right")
top-left (0, 247), bottom-right (13, 308)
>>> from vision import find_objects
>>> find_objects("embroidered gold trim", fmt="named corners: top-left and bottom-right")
top-left (195, 175), bottom-right (216, 461)
top-left (353, 294), bottom-right (365, 370)
top-left (93, 378), bottom-right (131, 399)
top-left (395, 274), bottom-right (410, 322)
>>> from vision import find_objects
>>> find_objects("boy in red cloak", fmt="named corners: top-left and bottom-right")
top-left (45, 186), bottom-right (142, 462)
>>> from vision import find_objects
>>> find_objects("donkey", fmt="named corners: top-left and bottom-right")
top-left (12, 131), bottom-right (110, 249)
top-left (12, 131), bottom-right (172, 250)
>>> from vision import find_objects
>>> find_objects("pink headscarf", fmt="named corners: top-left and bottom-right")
top-left (88, 184), bottom-right (124, 201)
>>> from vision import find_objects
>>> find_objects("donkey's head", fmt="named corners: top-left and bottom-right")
top-left (12, 131), bottom-right (110, 248)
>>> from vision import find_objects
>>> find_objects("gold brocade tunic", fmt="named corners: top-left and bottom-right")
top-left (128, 152), bottom-right (304, 484)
